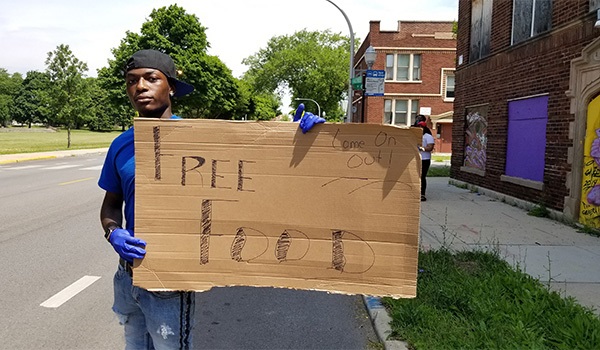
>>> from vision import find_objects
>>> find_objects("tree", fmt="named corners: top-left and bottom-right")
top-left (45, 44), bottom-right (89, 147)
top-left (242, 29), bottom-right (352, 121)
top-left (98, 4), bottom-right (241, 120)
top-left (97, 31), bottom-right (141, 130)
top-left (11, 71), bottom-right (51, 127)
top-left (85, 77), bottom-right (121, 131)
top-left (236, 76), bottom-right (280, 120)
top-left (0, 69), bottom-right (23, 127)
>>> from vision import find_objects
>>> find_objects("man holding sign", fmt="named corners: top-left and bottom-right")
top-left (99, 49), bottom-right (324, 349)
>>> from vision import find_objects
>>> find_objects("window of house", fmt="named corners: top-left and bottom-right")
top-left (512, 0), bottom-right (552, 44)
top-left (384, 99), bottom-right (419, 126)
top-left (445, 75), bottom-right (455, 100)
top-left (470, 0), bottom-right (493, 62)
top-left (412, 55), bottom-right (421, 81)
top-left (385, 54), bottom-right (422, 81)
top-left (504, 95), bottom-right (548, 182)
top-left (385, 55), bottom-right (394, 81)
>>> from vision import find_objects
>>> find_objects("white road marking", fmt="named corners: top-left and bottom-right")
top-left (40, 275), bottom-right (101, 308)
top-left (80, 165), bottom-right (102, 171)
top-left (5, 165), bottom-right (43, 170)
top-left (45, 164), bottom-right (79, 170)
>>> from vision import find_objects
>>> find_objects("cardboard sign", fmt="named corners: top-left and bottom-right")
top-left (133, 118), bottom-right (422, 298)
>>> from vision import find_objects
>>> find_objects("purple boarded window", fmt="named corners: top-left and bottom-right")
top-left (505, 95), bottom-right (548, 182)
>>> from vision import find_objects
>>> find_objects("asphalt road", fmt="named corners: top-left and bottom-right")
top-left (0, 154), bottom-right (379, 349)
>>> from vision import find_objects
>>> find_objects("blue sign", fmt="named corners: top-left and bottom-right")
top-left (366, 70), bottom-right (386, 79)
top-left (365, 70), bottom-right (385, 96)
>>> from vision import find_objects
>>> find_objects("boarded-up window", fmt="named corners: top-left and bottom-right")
top-left (464, 105), bottom-right (488, 170)
top-left (512, 0), bottom-right (552, 45)
top-left (470, 0), bottom-right (493, 62)
top-left (505, 96), bottom-right (548, 182)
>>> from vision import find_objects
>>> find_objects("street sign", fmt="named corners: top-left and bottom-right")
top-left (419, 107), bottom-right (432, 116)
top-left (365, 70), bottom-right (385, 96)
top-left (351, 76), bottom-right (363, 90)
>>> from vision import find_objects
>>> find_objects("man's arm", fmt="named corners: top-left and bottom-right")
top-left (100, 191), bottom-right (123, 232)
top-left (100, 191), bottom-right (146, 263)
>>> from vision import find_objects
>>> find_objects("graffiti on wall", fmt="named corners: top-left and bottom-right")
top-left (464, 106), bottom-right (488, 171)
top-left (581, 95), bottom-right (600, 228)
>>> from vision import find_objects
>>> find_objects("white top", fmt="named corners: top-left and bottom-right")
top-left (420, 133), bottom-right (435, 160)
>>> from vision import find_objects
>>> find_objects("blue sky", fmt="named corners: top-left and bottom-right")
top-left (1, 0), bottom-right (457, 78)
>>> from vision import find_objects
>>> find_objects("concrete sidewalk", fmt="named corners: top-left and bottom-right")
top-left (421, 177), bottom-right (600, 314)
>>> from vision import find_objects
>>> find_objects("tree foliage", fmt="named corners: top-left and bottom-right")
top-left (11, 71), bottom-right (51, 127)
top-left (242, 29), bottom-right (351, 120)
top-left (45, 44), bottom-right (89, 147)
top-left (0, 69), bottom-right (23, 127)
top-left (98, 4), bottom-right (242, 120)
top-left (236, 76), bottom-right (280, 120)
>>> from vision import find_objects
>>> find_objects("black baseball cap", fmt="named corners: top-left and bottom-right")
top-left (123, 49), bottom-right (194, 97)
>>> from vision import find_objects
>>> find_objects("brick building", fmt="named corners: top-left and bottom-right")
top-left (452, 0), bottom-right (600, 226)
top-left (353, 20), bottom-right (456, 153)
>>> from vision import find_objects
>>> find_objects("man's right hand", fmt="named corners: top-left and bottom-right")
top-left (109, 228), bottom-right (146, 264)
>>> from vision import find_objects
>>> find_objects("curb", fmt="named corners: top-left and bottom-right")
top-left (0, 148), bottom-right (107, 165)
top-left (362, 296), bottom-right (409, 350)
top-left (0, 155), bottom-right (57, 165)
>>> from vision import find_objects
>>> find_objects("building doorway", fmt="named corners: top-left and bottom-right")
top-left (434, 122), bottom-right (452, 154)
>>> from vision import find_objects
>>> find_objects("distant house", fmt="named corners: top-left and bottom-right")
top-left (353, 20), bottom-right (456, 153)
top-left (452, 0), bottom-right (600, 226)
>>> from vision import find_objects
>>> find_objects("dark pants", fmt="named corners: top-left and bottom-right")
top-left (421, 159), bottom-right (431, 196)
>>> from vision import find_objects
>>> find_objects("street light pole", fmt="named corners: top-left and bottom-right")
top-left (325, 0), bottom-right (354, 123)
top-left (294, 98), bottom-right (321, 117)
top-left (362, 46), bottom-right (377, 124)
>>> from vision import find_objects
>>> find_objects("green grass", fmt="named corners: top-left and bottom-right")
top-left (0, 128), bottom-right (122, 154)
top-left (427, 166), bottom-right (450, 177)
top-left (432, 154), bottom-right (451, 162)
top-left (383, 249), bottom-right (600, 349)
top-left (528, 204), bottom-right (550, 218)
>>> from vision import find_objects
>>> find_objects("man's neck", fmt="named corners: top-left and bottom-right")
top-left (139, 106), bottom-right (173, 119)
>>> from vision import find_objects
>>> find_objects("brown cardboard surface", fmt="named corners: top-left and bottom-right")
top-left (133, 118), bottom-right (422, 298)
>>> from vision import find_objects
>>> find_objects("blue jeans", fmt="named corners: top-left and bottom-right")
top-left (113, 264), bottom-right (195, 350)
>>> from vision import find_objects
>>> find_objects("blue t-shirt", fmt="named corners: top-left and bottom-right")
top-left (98, 116), bottom-right (181, 231)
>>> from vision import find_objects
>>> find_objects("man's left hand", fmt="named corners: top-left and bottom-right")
top-left (294, 103), bottom-right (325, 133)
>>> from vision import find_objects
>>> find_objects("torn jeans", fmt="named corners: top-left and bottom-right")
top-left (112, 263), bottom-right (195, 350)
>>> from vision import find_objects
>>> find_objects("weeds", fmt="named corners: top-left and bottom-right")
top-left (454, 182), bottom-right (468, 189)
top-left (577, 225), bottom-right (600, 238)
top-left (427, 166), bottom-right (450, 177)
top-left (383, 249), bottom-right (600, 349)
top-left (528, 203), bottom-right (550, 218)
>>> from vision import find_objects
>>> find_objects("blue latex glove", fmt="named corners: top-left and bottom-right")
top-left (109, 228), bottom-right (146, 264)
top-left (293, 103), bottom-right (305, 122)
top-left (293, 103), bottom-right (325, 133)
